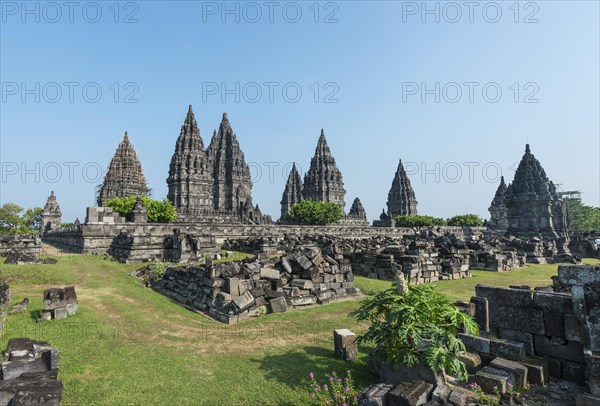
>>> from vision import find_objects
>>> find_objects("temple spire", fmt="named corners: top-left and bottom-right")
top-left (386, 159), bottom-right (418, 217)
top-left (280, 162), bottom-right (303, 220)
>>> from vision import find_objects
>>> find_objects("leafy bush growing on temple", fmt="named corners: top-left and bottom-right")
top-left (287, 200), bottom-right (343, 225)
top-left (447, 214), bottom-right (484, 227)
top-left (351, 281), bottom-right (479, 381)
top-left (104, 196), bottom-right (177, 223)
top-left (394, 215), bottom-right (446, 227)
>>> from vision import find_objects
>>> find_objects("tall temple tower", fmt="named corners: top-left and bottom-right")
top-left (97, 132), bottom-right (148, 206)
top-left (302, 130), bottom-right (346, 209)
top-left (166, 106), bottom-right (213, 220)
top-left (386, 159), bottom-right (418, 217)
top-left (40, 191), bottom-right (62, 233)
top-left (348, 197), bottom-right (368, 222)
top-left (488, 176), bottom-right (508, 230)
top-left (504, 144), bottom-right (568, 237)
top-left (280, 163), bottom-right (303, 220)
top-left (206, 113), bottom-right (253, 212)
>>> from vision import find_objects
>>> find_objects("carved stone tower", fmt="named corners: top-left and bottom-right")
top-left (348, 197), bottom-right (367, 221)
top-left (302, 130), bottom-right (346, 209)
top-left (504, 144), bottom-right (569, 237)
top-left (386, 159), bottom-right (418, 217)
top-left (280, 163), bottom-right (303, 220)
top-left (97, 132), bottom-right (148, 206)
top-left (206, 113), bottom-right (253, 212)
top-left (167, 105), bottom-right (213, 220)
top-left (488, 176), bottom-right (508, 230)
top-left (41, 191), bottom-right (62, 233)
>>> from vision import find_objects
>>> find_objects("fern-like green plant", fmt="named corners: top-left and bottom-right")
top-left (351, 281), bottom-right (479, 381)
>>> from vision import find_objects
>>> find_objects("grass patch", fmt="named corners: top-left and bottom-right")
top-left (0, 254), bottom-right (596, 404)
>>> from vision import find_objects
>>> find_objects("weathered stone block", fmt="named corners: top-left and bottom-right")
top-left (51, 308), bottom-right (67, 320)
top-left (489, 357), bottom-right (528, 387)
top-left (457, 334), bottom-right (490, 354)
top-left (497, 329), bottom-right (534, 355)
top-left (489, 338), bottom-right (525, 361)
top-left (469, 296), bottom-right (489, 333)
top-left (334, 329), bottom-right (357, 361)
top-left (489, 304), bottom-right (545, 334)
top-left (533, 335), bottom-right (585, 363)
top-left (457, 352), bottom-right (481, 374)
top-left (475, 366), bottom-right (515, 394)
top-left (288, 295), bottom-right (317, 306)
top-left (521, 356), bottom-right (548, 385)
top-left (543, 310), bottom-right (565, 338)
top-left (231, 291), bottom-right (255, 313)
top-left (447, 389), bottom-right (468, 406)
top-left (65, 302), bottom-right (77, 316)
top-left (290, 279), bottom-right (313, 290)
top-left (585, 352), bottom-right (600, 397)
top-left (259, 268), bottom-right (280, 280)
top-left (533, 291), bottom-right (574, 314)
top-left (358, 383), bottom-right (394, 406)
top-left (565, 314), bottom-right (583, 342)
top-left (576, 393), bottom-right (600, 406)
top-left (388, 380), bottom-right (433, 406)
top-left (475, 285), bottom-right (533, 307)
top-left (561, 360), bottom-right (586, 385)
top-left (269, 297), bottom-right (287, 313)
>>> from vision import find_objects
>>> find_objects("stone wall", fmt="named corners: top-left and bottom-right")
top-left (462, 265), bottom-right (600, 400)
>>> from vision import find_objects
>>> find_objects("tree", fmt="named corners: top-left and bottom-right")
top-left (0, 203), bottom-right (24, 232)
top-left (447, 214), bottom-right (484, 227)
top-left (351, 280), bottom-right (479, 382)
top-left (286, 200), bottom-right (343, 225)
top-left (104, 196), bottom-right (177, 223)
top-left (22, 207), bottom-right (43, 231)
top-left (565, 198), bottom-right (600, 232)
top-left (394, 215), bottom-right (446, 228)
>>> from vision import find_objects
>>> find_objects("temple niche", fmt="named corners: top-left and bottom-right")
top-left (386, 159), bottom-right (418, 218)
top-left (97, 132), bottom-right (148, 207)
top-left (504, 144), bottom-right (569, 238)
top-left (488, 176), bottom-right (508, 231)
top-left (302, 130), bottom-right (346, 209)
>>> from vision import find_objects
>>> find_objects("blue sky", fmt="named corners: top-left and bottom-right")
top-left (1, 1), bottom-right (598, 222)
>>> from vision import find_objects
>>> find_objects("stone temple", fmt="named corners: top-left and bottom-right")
top-left (166, 107), bottom-right (266, 223)
top-left (386, 159), bottom-right (418, 218)
top-left (40, 191), bottom-right (62, 233)
top-left (503, 144), bottom-right (569, 238)
top-left (97, 132), bottom-right (148, 207)
top-left (488, 176), bottom-right (508, 231)
top-left (280, 163), bottom-right (303, 220)
top-left (302, 130), bottom-right (346, 209)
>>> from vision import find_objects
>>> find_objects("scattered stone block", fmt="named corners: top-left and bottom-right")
top-left (290, 279), bottom-right (313, 290)
top-left (388, 380), bottom-right (433, 406)
top-left (358, 383), bottom-right (394, 406)
top-left (489, 357), bottom-right (528, 387)
top-left (489, 338), bottom-right (525, 361)
top-left (269, 297), bottom-right (287, 313)
top-left (521, 356), bottom-right (548, 386)
top-left (475, 366), bottom-right (515, 394)
top-left (533, 335), bottom-right (585, 363)
top-left (497, 328), bottom-right (534, 355)
top-left (457, 352), bottom-right (481, 374)
top-left (334, 329), bottom-right (357, 361)
top-left (259, 268), bottom-right (280, 280)
top-left (288, 295), bottom-right (317, 306)
top-left (457, 334), bottom-right (490, 354)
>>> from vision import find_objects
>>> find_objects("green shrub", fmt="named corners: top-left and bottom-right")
top-left (394, 215), bottom-right (446, 228)
top-left (351, 281), bottom-right (479, 381)
top-left (287, 200), bottom-right (343, 225)
top-left (447, 214), bottom-right (484, 227)
top-left (104, 196), bottom-right (177, 223)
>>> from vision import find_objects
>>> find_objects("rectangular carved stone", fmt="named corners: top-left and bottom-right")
top-left (457, 334), bottom-right (490, 354)
top-left (533, 335), bottom-right (585, 363)
top-left (533, 291), bottom-right (574, 314)
top-left (470, 296), bottom-right (489, 333)
top-left (489, 358), bottom-right (528, 387)
top-left (543, 311), bottom-right (565, 338)
top-left (489, 304), bottom-right (545, 334)
top-left (358, 383), bottom-right (393, 406)
top-left (565, 314), bottom-right (583, 342)
top-left (521, 356), bottom-right (548, 385)
top-left (497, 329), bottom-right (534, 355)
top-left (388, 380), bottom-right (433, 406)
top-left (489, 338), bottom-right (526, 362)
top-left (561, 360), bottom-right (586, 385)
top-left (475, 285), bottom-right (534, 307)
top-left (475, 366), bottom-right (515, 394)
top-left (334, 329), bottom-right (357, 361)
top-left (269, 297), bottom-right (287, 313)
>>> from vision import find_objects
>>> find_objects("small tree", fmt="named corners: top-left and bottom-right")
top-left (565, 198), bottom-right (600, 232)
top-left (351, 280), bottom-right (479, 381)
top-left (104, 196), bottom-right (177, 223)
top-left (394, 215), bottom-right (446, 228)
top-left (287, 200), bottom-right (343, 225)
top-left (0, 203), bottom-right (24, 232)
top-left (447, 214), bottom-right (484, 227)
top-left (22, 207), bottom-right (43, 231)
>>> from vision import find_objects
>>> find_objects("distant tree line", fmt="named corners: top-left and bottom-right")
top-left (0, 203), bottom-right (42, 234)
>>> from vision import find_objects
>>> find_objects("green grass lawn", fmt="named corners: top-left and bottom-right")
top-left (0, 254), bottom-right (597, 405)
